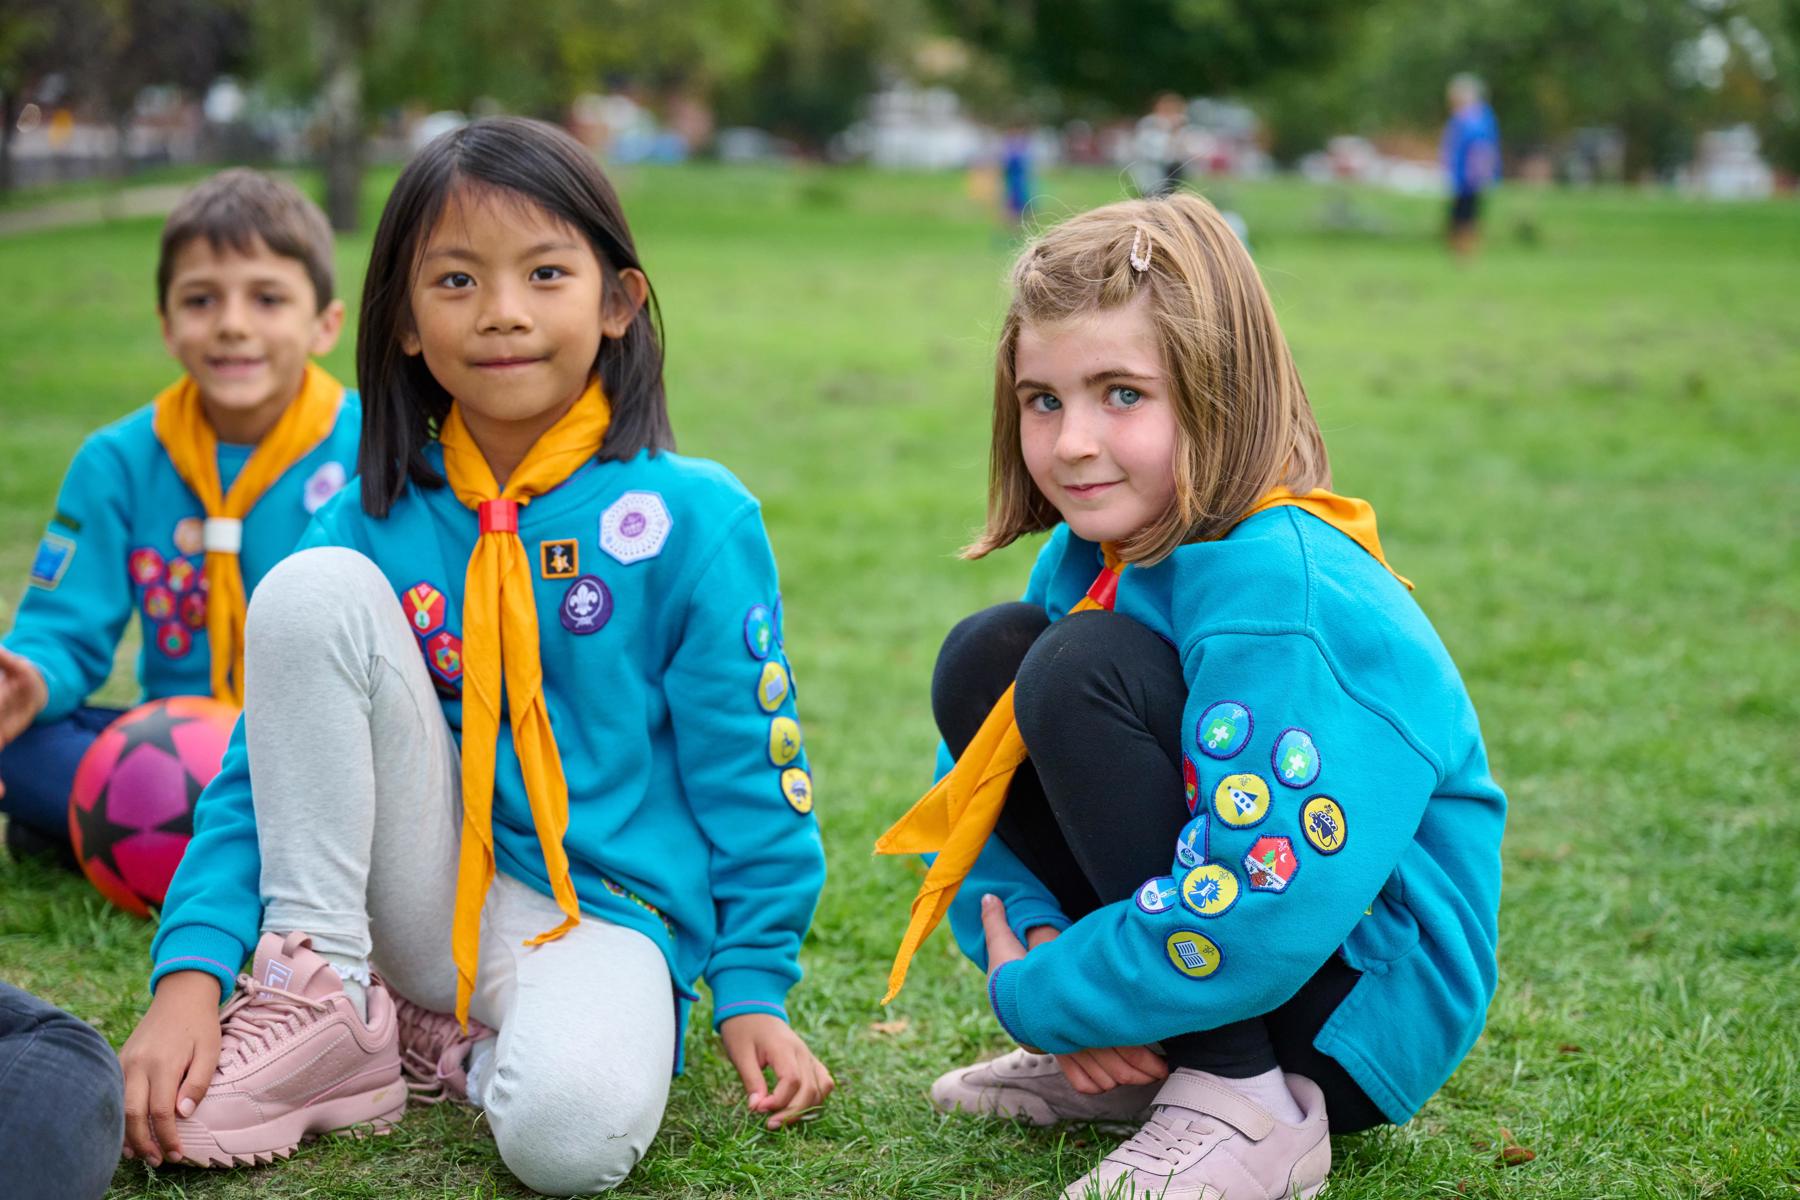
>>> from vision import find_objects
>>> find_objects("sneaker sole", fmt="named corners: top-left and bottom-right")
top-left (172, 1081), bottom-right (407, 1168)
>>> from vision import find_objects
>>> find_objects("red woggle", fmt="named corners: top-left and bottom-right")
top-left (478, 499), bottom-right (519, 534)
top-left (1085, 567), bottom-right (1121, 611)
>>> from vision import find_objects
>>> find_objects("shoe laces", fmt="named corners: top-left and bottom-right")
top-left (1114, 1109), bottom-right (1220, 1171)
top-left (393, 994), bottom-right (488, 1103)
top-left (217, 973), bottom-right (331, 1066)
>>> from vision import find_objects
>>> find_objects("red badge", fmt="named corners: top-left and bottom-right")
top-left (425, 630), bottom-right (463, 687)
top-left (180, 591), bottom-right (207, 629)
top-left (1182, 753), bottom-right (1199, 813)
top-left (129, 547), bottom-right (166, 587)
top-left (166, 556), bottom-right (198, 595)
top-left (142, 585), bottom-right (176, 622)
top-left (403, 582), bottom-right (447, 638)
top-left (154, 621), bottom-right (192, 659)
top-left (1244, 835), bottom-right (1300, 893)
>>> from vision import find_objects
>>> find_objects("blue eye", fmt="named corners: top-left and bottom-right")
top-left (1109, 385), bottom-right (1144, 407)
top-left (530, 265), bottom-right (566, 282)
top-left (1026, 392), bottom-right (1061, 413)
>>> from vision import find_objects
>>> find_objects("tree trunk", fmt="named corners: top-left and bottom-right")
top-left (316, 5), bottom-right (366, 232)
top-left (1, 89), bottom-right (15, 196)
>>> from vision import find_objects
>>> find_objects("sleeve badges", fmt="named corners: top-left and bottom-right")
top-left (780, 766), bottom-right (813, 814)
top-left (1165, 930), bottom-right (1223, 979)
top-left (28, 533), bottom-right (76, 590)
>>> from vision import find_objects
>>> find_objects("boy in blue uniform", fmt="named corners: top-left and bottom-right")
top-left (0, 169), bottom-right (358, 864)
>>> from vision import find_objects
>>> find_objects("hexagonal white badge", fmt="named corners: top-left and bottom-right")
top-left (599, 490), bottom-right (673, 565)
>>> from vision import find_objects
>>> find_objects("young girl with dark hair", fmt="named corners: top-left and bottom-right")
top-left (117, 117), bottom-right (831, 1195)
top-left (878, 192), bottom-right (1504, 1199)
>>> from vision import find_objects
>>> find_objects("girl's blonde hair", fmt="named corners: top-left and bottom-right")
top-left (966, 191), bottom-right (1329, 565)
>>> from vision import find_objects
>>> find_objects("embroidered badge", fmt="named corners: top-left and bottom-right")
top-left (1196, 700), bottom-right (1252, 760)
top-left (1182, 753), bottom-right (1199, 813)
top-left (1244, 835), bottom-right (1300, 892)
top-left (560, 575), bottom-right (613, 635)
top-left (302, 461), bottom-right (348, 514)
top-left (1272, 728), bottom-right (1321, 789)
top-left (154, 621), bottom-right (192, 659)
top-left (540, 539), bottom-right (579, 580)
top-left (780, 766), bottom-right (814, 814)
top-left (756, 660), bottom-right (790, 712)
top-left (165, 556), bottom-right (198, 595)
top-left (28, 533), bottom-right (76, 590)
top-left (767, 715), bottom-right (803, 767)
top-left (142, 585), bottom-right (177, 623)
top-left (173, 517), bottom-right (204, 556)
top-left (743, 604), bottom-right (775, 660)
top-left (1179, 862), bottom-right (1240, 918)
top-left (1136, 875), bottom-right (1180, 915)
top-left (599, 490), bottom-right (672, 564)
top-left (1174, 812), bottom-right (1210, 871)
top-left (1301, 796), bottom-right (1347, 855)
top-left (51, 510), bottom-right (82, 534)
top-left (403, 583), bottom-right (446, 638)
top-left (425, 630), bottom-right (463, 688)
top-left (1212, 772), bottom-right (1271, 829)
top-left (180, 591), bottom-right (207, 630)
top-left (1165, 929), bottom-right (1223, 979)
top-left (128, 547), bottom-right (166, 588)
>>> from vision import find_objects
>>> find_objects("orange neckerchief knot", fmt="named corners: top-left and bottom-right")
top-left (874, 489), bottom-right (1410, 1001)
top-left (439, 377), bottom-right (611, 1026)
top-left (152, 364), bottom-right (345, 706)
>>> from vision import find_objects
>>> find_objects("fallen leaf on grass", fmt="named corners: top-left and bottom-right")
top-left (868, 1018), bottom-right (911, 1035)
top-left (1495, 1127), bottom-right (1536, 1167)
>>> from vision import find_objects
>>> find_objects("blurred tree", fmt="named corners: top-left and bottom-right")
top-left (0, 0), bottom-right (59, 194)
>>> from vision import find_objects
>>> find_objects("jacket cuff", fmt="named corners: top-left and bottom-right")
top-left (706, 966), bottom-right (794, 1028)
top-left (150, 924), bottom-right (247, 999)
top-left (988, 960), bottom-right (1034, 1048)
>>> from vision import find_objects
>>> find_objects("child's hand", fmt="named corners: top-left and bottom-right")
top-left (118, 971), bottom-right (223, 1167)
top-left (719, 1012), bottom-right (835, 1131)
top-left (0, 647), bottom-right (49, 784)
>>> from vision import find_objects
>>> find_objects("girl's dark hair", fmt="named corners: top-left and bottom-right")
top-left (357, 116), bottom-right (673, 515)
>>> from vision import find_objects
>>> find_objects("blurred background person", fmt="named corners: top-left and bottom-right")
top-left (1441, 72), bottom-right (1501, 260)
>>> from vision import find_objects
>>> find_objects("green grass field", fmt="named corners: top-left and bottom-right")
top-left (1, 165), bottom-right (1797, 1198)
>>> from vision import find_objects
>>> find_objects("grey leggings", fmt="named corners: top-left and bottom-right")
top-left (244, 546), bottom-right (675, 1195)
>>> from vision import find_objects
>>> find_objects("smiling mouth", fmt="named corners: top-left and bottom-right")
top-left (471, 357), bottom-right (546, 370)
top-left (207, 355), bottom-right (266, 373)
top-left (1062, 480), bottom-right (1121, 498)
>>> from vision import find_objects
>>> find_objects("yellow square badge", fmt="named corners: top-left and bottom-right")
top-left (540, 539), bottom-right (579, 580)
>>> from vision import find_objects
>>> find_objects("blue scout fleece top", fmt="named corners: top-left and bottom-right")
top-left (150, 446), bottom-right (826, 1048)
top-left (4, 396), bottom-right (362, 719)
top-left (946, 509), bottom-right (1505, 1123)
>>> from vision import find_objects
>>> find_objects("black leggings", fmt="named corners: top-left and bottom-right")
top-left (933, 602), bottom-right (1388, 1134)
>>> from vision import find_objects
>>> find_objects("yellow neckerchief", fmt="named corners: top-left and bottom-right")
top-left (152, 363), bottom-right (345, 706)
top-left (438, 376), bottom-right (610, 1027)
top-left (874, 487), bottom-right (1409, 1002)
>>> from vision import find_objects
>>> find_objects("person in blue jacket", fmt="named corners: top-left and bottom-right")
top-left (1442, 73), bottom-right (1501, 260)
top-left (115, 118), bottom-right (831, 1196)
top-left (0, 169), bottom-right (357, 865)
top-left (879, 193), bottom-right (1504, 1200)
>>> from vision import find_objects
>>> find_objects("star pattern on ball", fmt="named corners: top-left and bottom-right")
top-left (74, 705), bottom-right (202, 885)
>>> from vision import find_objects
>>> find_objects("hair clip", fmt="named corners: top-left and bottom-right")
top-left (1129, 227), bottom-right (1152, 273)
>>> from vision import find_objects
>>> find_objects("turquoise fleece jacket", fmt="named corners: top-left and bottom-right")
top-left (4, 394), bottom-right (362, 717)
top-left (150, 447), bottom-right (825, 1049)
top-left (948, 510), bottom-right (1504, 1123)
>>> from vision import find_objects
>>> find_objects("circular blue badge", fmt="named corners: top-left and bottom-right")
top-left (744, 604), bottom-right (774, 660)
top-left (1136, 876), bottom-right (1180, 915)
top-left (1272, 728), bottom-right (1321, 789)
top-left (560, 575), bottom-right (613, 635)
top-left (1196, 701), bottom-right (1252, 760)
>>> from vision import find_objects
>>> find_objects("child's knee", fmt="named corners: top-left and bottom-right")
top-left (487, 1060), bottom-right (665, 1195)
top-left (246, 547), bottom-right (389, 636)
top-left (1014, 608), bottom-right (1122, 739)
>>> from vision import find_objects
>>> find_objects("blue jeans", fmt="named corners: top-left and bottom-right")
top-left (0, 706), bottom-right (124, 847)
top-left (0, 981), bottom-right (123, 1199)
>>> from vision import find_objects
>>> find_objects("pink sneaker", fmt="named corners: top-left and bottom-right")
top-left (173, 932), bottom-right (405, 1167)
top-left (385, 982), bottom-right (493, 1105)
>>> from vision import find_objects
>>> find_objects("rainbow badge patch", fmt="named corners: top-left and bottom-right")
top-left (425, 630), bottom-right (463, 688)
top-left (1196, 700), bottom-right (1252, 760)
top-left (756, 660), bottom-right (790, 713)
top-left (1182, 753), bottom-right (1199, 813)
top-left (767, 716), bottom-right (803, 767)
top-left (166, 556), bottom-right (198, 595)
top-left (540, 539), bottom-right (579, 580)
top-left (154, 621), bottom-right (192, 659)
top-left (1179, 862), bottom-right (1240, 918)
top-left (1165, 930), bottom-right (1223, 980)
top-left (1136, 875), bottom-right (1180, 915)
top-left (1212, 772), bottom-right (1271, 829)
top-left (1174, 812), bottom-right (1210, 871)
top-left (599, 490), bottom-right (672, 565)
top-left (1244, 835), bottom-right (1300, 892)
top-left (780, 766), bottom-right (814, 814)
top-left (180, 591), bottom-right (207, 630)
top-left (28, 533), bottom-right (76, 590)
top-left (1301, 796), bottom-right (1347, 855)
top-left (403, 582), bottom-right (446, 638)
top-left (142, 585), bottom-right (176, 623)
top-left (1272, 728), bottom-right (1321, 789)
top-left (128, 547), bottom-right (166, 587)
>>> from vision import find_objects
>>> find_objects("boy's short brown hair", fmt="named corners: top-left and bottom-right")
top-left (156, 168), bottom-right (335, 312)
